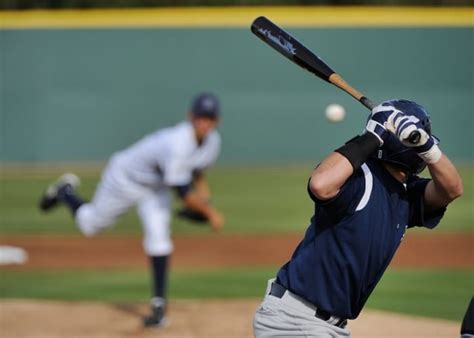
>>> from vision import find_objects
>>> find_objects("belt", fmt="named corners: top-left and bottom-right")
top-left (269, 282), bottom-right (348, 329)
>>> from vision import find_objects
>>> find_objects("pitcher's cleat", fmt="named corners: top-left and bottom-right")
top-left (143, 298), bottom-right (169, 328)
top-left (39, 173), bottom-right (80, 211)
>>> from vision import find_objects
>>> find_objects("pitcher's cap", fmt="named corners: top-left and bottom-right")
top-left (190, 93), bottom-right (220, 118)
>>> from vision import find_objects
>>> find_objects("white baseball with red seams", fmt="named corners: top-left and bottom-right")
top-left (325, 103), bottom-right (346, 122)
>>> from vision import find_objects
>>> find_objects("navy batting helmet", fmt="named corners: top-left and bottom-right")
top-left (373, 99), bottom-right (439, 174)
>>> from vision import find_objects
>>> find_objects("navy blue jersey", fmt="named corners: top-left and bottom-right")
top-left (276, 159), bottom-right (445, 319)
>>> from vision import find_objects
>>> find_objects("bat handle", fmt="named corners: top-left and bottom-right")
top-left (360, 96), bottom-right (376, 110)
top-left (360, 96), bottom-right (421, 145)
top-left (329, 73), bottom-right (421, 145)
top-left (406, 130), bottom-right (421, 144)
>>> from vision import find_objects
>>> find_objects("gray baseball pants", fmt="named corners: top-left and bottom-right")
top-left (253, 279), bottom-right (351, 338)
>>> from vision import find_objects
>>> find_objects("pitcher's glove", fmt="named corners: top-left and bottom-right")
top-left (176, 208), bottom-right (208, 224)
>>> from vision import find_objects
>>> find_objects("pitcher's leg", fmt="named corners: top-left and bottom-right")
top-left (75, 179), bottom-right (134, 236)
top-left (137, 192), bottom-right (173, 256)
top-left (137, 192), bottom-right (172, 327)
top-left (39, 166), bottom-right (136, 237)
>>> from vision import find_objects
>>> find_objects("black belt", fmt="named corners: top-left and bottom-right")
top-left (269, 282), bottom-right (348, 329)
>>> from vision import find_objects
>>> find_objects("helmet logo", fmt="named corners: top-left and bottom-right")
top-left (202, 98), bottom-right (216, 111)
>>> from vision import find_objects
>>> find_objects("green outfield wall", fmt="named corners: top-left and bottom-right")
top-left (1, 8), bottom-right (473, 163)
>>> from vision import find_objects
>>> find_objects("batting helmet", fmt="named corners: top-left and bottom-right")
top-left (373, 99), bottom-right (439, 174)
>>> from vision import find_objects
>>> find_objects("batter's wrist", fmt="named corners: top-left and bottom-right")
top-left (417, 144), bottom-right (442, 164)
top-left (335, 133), bottom-right (380, 171)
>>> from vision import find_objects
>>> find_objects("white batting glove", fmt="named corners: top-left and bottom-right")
top-left (386, 109), bottom-right (442, 164)
top-left (386, 111), bottom-right (421, 145)
top-left (365, 104), bottom-right (399, 145)
top-left (408, 128), bottom-right (442, 164)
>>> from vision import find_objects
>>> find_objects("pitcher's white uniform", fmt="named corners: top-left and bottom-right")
top-left (38, 92), bottom-right (223, 328)
top-left (75, 121), bottom-right (221, 256)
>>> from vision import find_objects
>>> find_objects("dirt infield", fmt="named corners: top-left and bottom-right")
top-left (0, 233), bottom-right (469, 337)
top-left (0, 299), bottom-right (460, 338)
top-left (1, 232), bottom-right (473, 270)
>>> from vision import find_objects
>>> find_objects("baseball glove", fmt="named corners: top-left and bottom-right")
top-left (176, 208), bottom-right (209, 224)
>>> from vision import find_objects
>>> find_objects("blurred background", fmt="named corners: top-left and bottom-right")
top-left (1, 0), bottom-right (472, 9)
top-left (0, 1), bottom-right (473, 337)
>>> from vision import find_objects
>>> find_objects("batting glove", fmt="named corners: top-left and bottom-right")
top-left (386, 111), bottom-right (442, 164)
top-left (365, 104), bottom-right (397, 145)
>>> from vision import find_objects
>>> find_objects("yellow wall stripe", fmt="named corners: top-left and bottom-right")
top-left (0, 6), bottom-right (473, 29)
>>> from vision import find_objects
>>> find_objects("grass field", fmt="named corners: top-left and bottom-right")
top-left (1, 164), bottom-right (473, 234)
top-left (0, 267), bottom-right (472, 321)
top-left (0, 165), bottom-right (314, 234)
top-left (0, 164), bottom-right (473, 323)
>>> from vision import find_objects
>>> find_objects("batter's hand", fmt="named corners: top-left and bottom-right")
top-left (375, 105), bottom-right (442, 164)
top-left (368, 103), bottom-right (420, 145)
top-left (385, 110), bottom-right (421, 145)
top-left (365, 104), bottom-right (396, 145)
top-left (386, 110), bottom-right (441, 163)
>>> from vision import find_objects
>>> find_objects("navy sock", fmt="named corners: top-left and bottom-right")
top-left (150, 255), bottom-right (169, 301)
top-left (57, 185), bottom-right (84, 215)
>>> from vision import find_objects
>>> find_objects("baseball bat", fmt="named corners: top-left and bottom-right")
top-left (250, 16), bottom-right (421, 144)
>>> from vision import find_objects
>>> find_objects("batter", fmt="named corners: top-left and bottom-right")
top-left (253, 99), bottom-right (463, 337)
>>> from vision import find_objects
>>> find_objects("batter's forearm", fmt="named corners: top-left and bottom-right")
top-left (425, 154), bottom-right (463, 209)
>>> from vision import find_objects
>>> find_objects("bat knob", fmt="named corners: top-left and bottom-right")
top-left (408, 130), bottom-right (421, 145)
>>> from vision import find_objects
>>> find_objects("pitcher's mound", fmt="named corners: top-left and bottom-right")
top-left (0, 299), bottom-right (459, 338)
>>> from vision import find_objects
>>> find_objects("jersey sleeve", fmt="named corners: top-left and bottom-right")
top-left (407, 176), bottom-right (446, 229)
top-left (307, 168), bottom-right (365, 222)
top-left (195, 132), bottom-right (221, 171)
top-left (162, 157), bottom-right (193, 186)
top-left (160, 141), bottom-right (193, 186)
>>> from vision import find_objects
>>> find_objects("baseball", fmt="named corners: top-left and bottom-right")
top-left (325, 103), bottom-right (346, 122)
